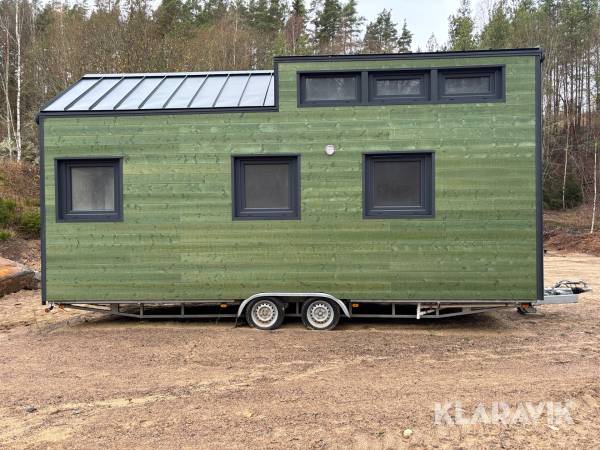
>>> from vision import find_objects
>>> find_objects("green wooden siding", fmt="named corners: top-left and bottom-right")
top-left (42, 55), bottom-right (538, 302)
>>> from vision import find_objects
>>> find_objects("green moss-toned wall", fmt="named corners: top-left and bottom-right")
top-left (43, 55), bottom-right (538, 302)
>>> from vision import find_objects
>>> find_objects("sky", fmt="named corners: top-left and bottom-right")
top-left (354, 0), bottom-right (463, 50)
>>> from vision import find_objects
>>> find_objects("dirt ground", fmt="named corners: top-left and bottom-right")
top-left (544, 206), bottom-right (600, 256)
top-left (0, 252), bottom-right (598, 449)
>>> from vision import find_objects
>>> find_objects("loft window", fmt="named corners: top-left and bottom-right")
top-left (438, 67), bottom-right (503, 101)
top-left (363, 152), bottom-right (434, 218)
top-left (232, 155), bottom-right (300, 220)
top-left (299, 73), bottom-right (361, 106)
top-left (369, 71), bottom-right (429, 103)
top-left (56, 158), bottom-right (123, 222)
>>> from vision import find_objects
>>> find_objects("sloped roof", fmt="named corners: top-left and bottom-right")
top-left (41, 70), bottom-right (275, 113)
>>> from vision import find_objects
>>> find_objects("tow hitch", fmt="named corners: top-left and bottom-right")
top-left (541, 280), bottom-right (591, 304)
top-left (518, 280), bottom-right (590, 315)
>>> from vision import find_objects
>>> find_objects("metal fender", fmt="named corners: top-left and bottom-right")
top-left (237, 292), bottom-right (351, 318)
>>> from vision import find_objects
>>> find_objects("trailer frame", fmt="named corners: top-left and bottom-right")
top-left (49, 281), bottom-right (587, 323)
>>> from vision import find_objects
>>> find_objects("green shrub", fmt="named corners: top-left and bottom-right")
top-left (0, 229), bottom-right (11, 241)
top-left (18, 209), bottom-right (40, 238)
top-left (543, 176), bottom-right (583, 210)
top-left (0, 198), bottom-right (17, 226)
top-left (24, 197), bottom-right (39, 208)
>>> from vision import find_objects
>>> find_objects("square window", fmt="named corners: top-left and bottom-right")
top-left (233, 156), bottom-right (300, 220)
top-left (363, 153), bottom-right (434, 218)
top-left (438, 67), bottom-right (503, 101)
top-left (56, 158), bottom-right (123, 222)
top-left (299, 73), bottom-right (361, 106)
top-left (369, 71), bottom-right (429, 103)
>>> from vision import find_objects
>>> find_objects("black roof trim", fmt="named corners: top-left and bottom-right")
top-left (36, 105), bottom-right (278, 122)
top-left (273, 48), bottom-right (543, 63)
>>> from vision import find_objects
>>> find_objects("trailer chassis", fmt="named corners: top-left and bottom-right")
top-left (57, 300), bottom-right (517, 320)
top-left (49, 280), bottom-right (589, 327)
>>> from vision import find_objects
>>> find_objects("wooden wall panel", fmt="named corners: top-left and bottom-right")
top-left (43, 55), bottom-right (537, 302)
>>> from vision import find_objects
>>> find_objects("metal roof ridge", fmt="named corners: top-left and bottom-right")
top-left (82, 70), bottom-right (274, 78)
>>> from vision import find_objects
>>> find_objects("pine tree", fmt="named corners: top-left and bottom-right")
top-left (480, 1), bottom-right (511, 49)
top-left (338, 0), bottom-right (363, 54)
top-left (246, 0), bottom-right (287, 67)
top-left (397, 19), bottom-right (412, 52)
top-left (294, 0), bottom-right (306, 15)
top-left (154, 0), bottom-right (187, 35)
top-left (448, 0), bottom-right (477, 50)
top-left (195, 0), bottom-right (228, 25)
top-left (362, 9), bottom-right (398, 53)
top-left (284, 0), bottom-right (310, 54)
top-left (312, 0), bottom-right (342, 53)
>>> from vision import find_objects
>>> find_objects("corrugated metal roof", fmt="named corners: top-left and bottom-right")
top-left (42, 70), bottom-right (275, 112)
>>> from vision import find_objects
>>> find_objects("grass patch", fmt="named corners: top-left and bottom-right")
top-left (0, 229), bottom-right (12, 241)
top-left (0, 198), bottom-right (17, 226)
top-left (18, 210), bottom-right (40, 238)
top-left (0, 159), bottom-right (40, 240)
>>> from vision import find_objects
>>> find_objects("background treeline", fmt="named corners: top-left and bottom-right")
top-left (0, 0), bottom-right (599, 214)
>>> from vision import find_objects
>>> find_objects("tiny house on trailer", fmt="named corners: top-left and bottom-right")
top-left (37, 48), bottom-right (582, 330)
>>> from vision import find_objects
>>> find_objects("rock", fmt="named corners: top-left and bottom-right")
top-left (24, 405), bottom-right (37, 413)
top-left (33, 271), bottom-right (41, 289)
top-left (0, 257), bottom-right (37, 297)
top-left (403, 429), bottom-right (413, 439)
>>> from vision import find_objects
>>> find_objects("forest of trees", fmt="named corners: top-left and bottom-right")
top-left (0, 0), bottom-right (599, 214)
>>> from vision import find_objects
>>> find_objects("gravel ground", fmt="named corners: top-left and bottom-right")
top-left (0, 252), bottom-right (598, 449)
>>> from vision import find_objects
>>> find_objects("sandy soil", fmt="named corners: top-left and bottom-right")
top-left (0, 252), bottom-right (599, 449)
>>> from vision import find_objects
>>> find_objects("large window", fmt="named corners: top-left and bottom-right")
top-left (438, 67), bottom-right (503, 102)
top-left (368, 71), bottom-right (429, 103)
top-left (363, 153), bottom-right (434, 218)
top-left (56, 158), bottom-right (123, 222)
top-left (298, 73), bottom-right (361, 106)
top-left (232, 155), bottom-right (300, 220)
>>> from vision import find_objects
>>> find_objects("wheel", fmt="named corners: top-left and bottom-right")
top-left (245, 297), bottom-right (285, 330)
top-left (301, 298), bottom-right (340, 331)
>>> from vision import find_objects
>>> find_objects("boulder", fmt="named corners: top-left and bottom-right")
top-left (0, 256), bottom-right (37, 297)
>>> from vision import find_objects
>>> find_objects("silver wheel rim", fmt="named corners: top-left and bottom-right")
top-left (306, 300), bottom-right (334, 329)
top-left (251, 300), bottom-right (279, 328)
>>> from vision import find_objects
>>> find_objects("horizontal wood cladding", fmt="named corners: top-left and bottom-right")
top-left (43, 55), bottom-right (537, 302)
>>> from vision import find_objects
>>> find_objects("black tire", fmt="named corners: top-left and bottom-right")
top-left (301, 298), bottom-right (340, 331)
top-left (245, 297), bottom-right (285, 330)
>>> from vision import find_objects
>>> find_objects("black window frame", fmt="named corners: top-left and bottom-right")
top-left (368, 71), bottom-right (430, 104)
top-left (296, 66), bottom-right (505, 107)
top-left (438, 67), bottom-right (504, 102)
top-left (55, 157), bottom-right (123, 222)
top-left (232, 155), bottom-right (300, 221)
top-left (363, 152), bottom-right (434, 219)
top-left (297, 72), bottom-right (362, 107)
